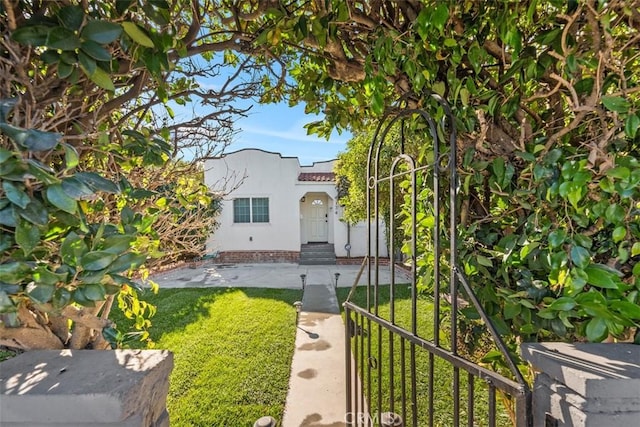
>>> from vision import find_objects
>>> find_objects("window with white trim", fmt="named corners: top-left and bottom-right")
top-left (233, 197), bottom-right (269, 223)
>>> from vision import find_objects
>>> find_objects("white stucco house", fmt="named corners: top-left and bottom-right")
top-left (203, 149), bottom-right (387, 263)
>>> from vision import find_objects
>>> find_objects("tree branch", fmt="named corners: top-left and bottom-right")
top-left (100, 71), bottom-right (149, 119)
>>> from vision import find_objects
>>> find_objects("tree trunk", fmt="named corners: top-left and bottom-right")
top-left (0, 307), bottom-right (63, 350)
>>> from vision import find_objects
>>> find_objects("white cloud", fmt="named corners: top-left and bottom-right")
top-left (239, 121), bottom-right (350, 145)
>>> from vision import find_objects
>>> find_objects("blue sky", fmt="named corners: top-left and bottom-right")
top-left (175, 56), bottom-right (351, 165)
top-left (228, 101), bottom-right (350, 165)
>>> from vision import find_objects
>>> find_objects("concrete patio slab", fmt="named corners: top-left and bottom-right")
top-left (147, 262), bottom-right (411, 290)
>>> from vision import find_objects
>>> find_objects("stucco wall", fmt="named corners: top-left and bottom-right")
top-left (301, 160), bottom-right (334, 173)
top-left (205, 149), bottom-right (387, 258)
top-left (205, 150), bottom-right (302, 252)
top-left (333, 210), bottom-right (388, 258)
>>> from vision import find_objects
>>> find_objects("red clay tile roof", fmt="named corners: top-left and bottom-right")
top-left (298, 172), bottom-right (335, 182)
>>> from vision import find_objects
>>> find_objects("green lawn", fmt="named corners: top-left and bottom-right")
top-left (0, 348), bottom-right (17, 362)
top-left (107, 283), bottom-right (514, 426)
top-left (110, 287), bottom-right (300, 427)
top-left (337, 285), bottom-right (513, 427)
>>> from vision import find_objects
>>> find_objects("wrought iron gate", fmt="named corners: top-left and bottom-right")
top-left (344, 96), bottom-right (531, 427)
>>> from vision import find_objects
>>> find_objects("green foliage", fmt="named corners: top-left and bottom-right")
top-left (302, 1), bottom-right (640, 345)
top-left (335, 131), bottom-right (372, 225)
top-left (1, 1), bottom-right (226, 349)
top-left (335, 123), bottom-right (420, 247)
top-left (458, 147), bottom-right (640, 343)
top-left (0, 348), bottom-right (17, 362)
top-left (0, 95), bottom-right (218, 349)
top-left (109, 287), bottom-right (298, 426)
top-left (10, 3), bottom-right (171, 92)
top-left (392, 131), bottom-right (640, 346)
top-left (144, 166), bottom-right (222, 266)
top-left (0, 100), bottom-right (156, 347)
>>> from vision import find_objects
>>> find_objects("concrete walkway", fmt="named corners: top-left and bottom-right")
top-left (282, 282), bottom-right (346, 427)
top-left (148, 262), bottom-right (410, 427)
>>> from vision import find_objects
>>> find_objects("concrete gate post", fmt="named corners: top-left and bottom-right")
top-left (0, 349), bottom-right (173, 427)
top-left (521, 342), bottom-right (640, 427)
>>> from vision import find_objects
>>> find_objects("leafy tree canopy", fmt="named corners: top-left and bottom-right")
top-left (250, 0), bottom-right (640, 344)
top-left (2, 0), bottom-right (640, 351)
top-left (0, 0), bottom-right (271, 350)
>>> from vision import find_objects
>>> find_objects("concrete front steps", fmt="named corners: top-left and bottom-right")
top-left (299, 243), bottom-right (336, 265)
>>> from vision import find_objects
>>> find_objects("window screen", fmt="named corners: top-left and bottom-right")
top-left (233, 197), bottom-right (269, 223)
top-left (233, 198), bottom-right (250, 223)
top-left (251, 197), bottom-right (269, 223)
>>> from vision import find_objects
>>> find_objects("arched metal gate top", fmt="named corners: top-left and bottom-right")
top-left (344, 96), bottom-right (531, 427)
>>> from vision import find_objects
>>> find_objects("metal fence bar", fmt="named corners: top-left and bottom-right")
top-left (468, 373), bottom-right (475, 427)
top-left (389, 330), bottom-right (395, 415)
top-left (366, 317), bottom-right (372, 427)
top-left (377, 322), bottom-right (383, 420)
top-left (516, 387), bottom-right (533, 427)
top-left (360, 315), bottom-right (366, 423)
top-left (453, 366), bottom-right (460, 425)
top-left (489, 383), bottom-right (497, 427)
top-left (410, 342), bottom-right (417, 427)
top-left (345, 307), bottom-right (353, 426)
top-left (345, 102), bottom-right (532, 427)
top-left (343, 303), bottom-right (526, 397)
top-left (428, 352), bottom-right (434, 427)
top-left (345, 300), bottom-right (532, 425)
top-left (455, 269), bottom-right (527, 384)
top-left (400, 338), bottom-right (407, 425)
